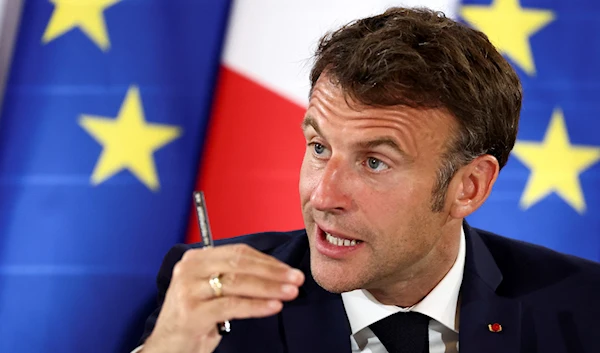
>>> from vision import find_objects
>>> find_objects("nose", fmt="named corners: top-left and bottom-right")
top-left (310, 157), bottom-right (352, 213)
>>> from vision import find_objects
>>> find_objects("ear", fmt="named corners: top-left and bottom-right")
top-left (448, 155), bottom-right (500, 219)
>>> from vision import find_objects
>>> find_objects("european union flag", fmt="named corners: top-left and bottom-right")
top-left (460, 0), bottom-right (600, 260)
top-left (0, 0), bottom-right (231, 352)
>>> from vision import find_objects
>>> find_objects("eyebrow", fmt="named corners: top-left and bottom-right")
top-left (356, 138), bottom-right (405, 156)
top-left (301, 115), bottom-right (322, 136)
top-left (302, 115), bottom-right (408, 158)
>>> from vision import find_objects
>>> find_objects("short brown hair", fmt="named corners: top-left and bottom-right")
top-left (310, 7), bottom-right (522, 211)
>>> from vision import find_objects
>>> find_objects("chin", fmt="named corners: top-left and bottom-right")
top-left (309, 256), bottom-right (364, 293)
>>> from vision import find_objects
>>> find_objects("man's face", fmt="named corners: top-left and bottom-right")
top-left (299, 75), bottom-right (457, 293)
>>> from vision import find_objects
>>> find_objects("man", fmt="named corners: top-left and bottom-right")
top-left (135, 7), bottom-right (600, 353)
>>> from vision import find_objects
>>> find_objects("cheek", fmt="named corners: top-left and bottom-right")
top-left (299, 153), bottom-right (316, 202)
top-left (364, 178), bottom-right (429, 229)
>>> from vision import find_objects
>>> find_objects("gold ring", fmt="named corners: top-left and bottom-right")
top-left (209, 273), bottom-right (223, 297)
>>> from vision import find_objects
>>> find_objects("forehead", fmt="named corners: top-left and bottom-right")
top-left (304, 76), bottom-right (456, 141)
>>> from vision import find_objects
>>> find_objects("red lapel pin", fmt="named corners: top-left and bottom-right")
top-left (488, 323), bottom-right (502, 333)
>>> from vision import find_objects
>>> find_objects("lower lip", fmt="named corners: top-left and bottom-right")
top-left (314, 228), bottom-right (364, 259)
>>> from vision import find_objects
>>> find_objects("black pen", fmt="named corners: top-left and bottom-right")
top-left (193, 191), bottom-right (232, 335)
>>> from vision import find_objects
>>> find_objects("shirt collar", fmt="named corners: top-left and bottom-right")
top-left (341, 226), bottom-right (466, 334)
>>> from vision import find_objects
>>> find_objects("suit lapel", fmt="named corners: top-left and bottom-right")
top-left (458, 223), bottom-right (522, 353)
top-left (277, 235), bottom-right (351, 353)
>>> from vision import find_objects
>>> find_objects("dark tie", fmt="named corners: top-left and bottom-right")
top-left (369, 311), bottom-right (430, 353)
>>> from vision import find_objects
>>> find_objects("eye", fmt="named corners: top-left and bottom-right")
top-left (313, 143), bottom-right (325, 155)
top-left (307, 142), bottom-right (330, 159)
top-left (366, 157), bottom-right (389, 172)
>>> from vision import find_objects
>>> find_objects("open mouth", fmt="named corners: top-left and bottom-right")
top-left (315, 226), bottom-right (364, 258)
top-left (319, 227), bottom-right (363, 247)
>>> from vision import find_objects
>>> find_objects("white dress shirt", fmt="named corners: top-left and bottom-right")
top-left (341, 227), bottom-right (466, 353)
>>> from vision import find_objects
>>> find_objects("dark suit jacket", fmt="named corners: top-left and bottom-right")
top-left (139, 223), bottom-right (600, 352)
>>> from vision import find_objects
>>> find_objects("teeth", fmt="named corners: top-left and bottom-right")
top-left (325, 232), bottom-right (359, 247)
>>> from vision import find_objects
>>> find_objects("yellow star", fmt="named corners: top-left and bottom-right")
top-left (79, 86), bottom-right (182, 191)
top-left (461, 0), bottom-right (555, 75)
top-left (512, 108), bottom-right (600, 213)
top-left (42, 0), bottom-right (120, 51)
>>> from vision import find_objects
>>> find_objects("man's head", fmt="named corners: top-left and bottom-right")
top-left (310, 7), bottom-right (522, 212)
top-left (299, 7), bottom-right (522, 297)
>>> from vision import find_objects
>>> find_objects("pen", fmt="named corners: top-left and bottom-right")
top-left (193, 191), bottom-right (232, 335)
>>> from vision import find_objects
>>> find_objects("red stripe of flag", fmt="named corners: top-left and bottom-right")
top-left (186, 66), bottom-right (306, 243)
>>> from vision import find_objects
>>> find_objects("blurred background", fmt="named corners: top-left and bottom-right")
top-left (0, 0), bottom-right (598, 352)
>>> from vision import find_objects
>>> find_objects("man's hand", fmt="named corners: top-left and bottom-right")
top-left (142, 244), bottom-right (305, 353)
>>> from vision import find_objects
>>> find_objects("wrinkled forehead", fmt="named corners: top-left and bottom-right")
top-left (304, 77), bottom-right (459, 157)
top-left (306, 77), bottom-right (455, 128)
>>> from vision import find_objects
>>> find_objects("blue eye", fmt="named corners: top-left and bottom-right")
top-left (366, 157), bottom-right (388, 171)
top-left (314, 143), bottom-right (325, 155)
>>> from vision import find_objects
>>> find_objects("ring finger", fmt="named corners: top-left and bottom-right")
top-left (201, 273), bottom-right (300, 301)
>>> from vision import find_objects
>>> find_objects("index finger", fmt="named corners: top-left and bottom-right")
top-left (180, 244), bottom-right (305, 285)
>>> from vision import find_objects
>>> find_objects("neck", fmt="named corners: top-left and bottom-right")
top-left (366, 221), bottom-right (462, 307)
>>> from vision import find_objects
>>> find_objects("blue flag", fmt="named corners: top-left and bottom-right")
top-left (0, 0), bottom-right (231, 352)
top-left (460, 0), bottom-right (600, 260)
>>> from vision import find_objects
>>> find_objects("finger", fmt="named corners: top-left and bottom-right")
top-left (202, 256), bottom-right (304, 285)
top-left (195, 273), bottom-right (300, 301)
top-left (205, 244), bottom-right (289, 267)
top-left (176, 247), bottom-right (305, 285)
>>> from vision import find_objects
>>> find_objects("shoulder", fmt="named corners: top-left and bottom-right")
top-left (179, 229), bottom-right (307, 254)
top-left (472, 227), bottom-right (600, 300)
top-left (158, 229), bottom-right (307, 274)
top-left (213, 229), bottom-right (307, 252)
